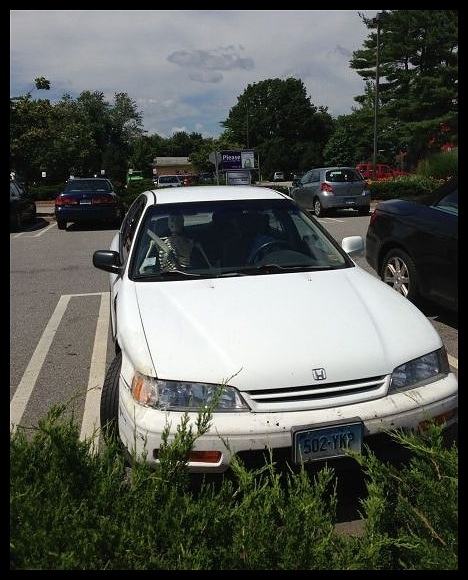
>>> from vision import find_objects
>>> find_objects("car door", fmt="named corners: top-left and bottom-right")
top-left (110, 195), bottom-right (147, 339)
top-left (294, 170), bottom-right (319, 208)
top-left (424, 190), bottom-right (458, 308)
top-left (407, 188), bottom-right (458, 308)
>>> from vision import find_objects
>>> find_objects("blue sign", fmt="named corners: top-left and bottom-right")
top-left (220, 150), bottom-right (254, 170)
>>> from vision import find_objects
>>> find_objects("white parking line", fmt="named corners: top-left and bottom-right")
top-left (448, 354), bottom-right (458, 370)
top-left (80, 292), bottom-right (110, 452)
top-left (11, 232), bottom-right (24, 239)
top-left (10, 294), bottom-right (72, 432)
top-left (326, 217), bottom-right (345, 223)
top-left (30, 222), bottom-right (56, 237)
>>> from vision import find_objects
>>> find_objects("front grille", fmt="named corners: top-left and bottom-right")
top-left (242, 375), bottom-right (388, 412)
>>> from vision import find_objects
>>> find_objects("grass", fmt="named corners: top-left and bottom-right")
top-left (10, 405), bottom-right (457, 570)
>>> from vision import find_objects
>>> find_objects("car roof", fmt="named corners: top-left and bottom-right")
top-left (143, 185), bottom-right (287, 206)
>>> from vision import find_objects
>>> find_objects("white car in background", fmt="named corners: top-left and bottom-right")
top-left (93, 186), bottom-right (458, 472)
top-left (156, 175), bottom-right (183, 188)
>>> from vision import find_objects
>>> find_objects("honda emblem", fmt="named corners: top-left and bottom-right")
top-left (312, 368), bottom-right (327, 381)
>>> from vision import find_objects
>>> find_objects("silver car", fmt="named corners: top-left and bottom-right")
top-left (290, 167), bottom-right (371, 217)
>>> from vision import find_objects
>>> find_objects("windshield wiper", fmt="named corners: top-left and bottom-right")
top-left (135, 269), bottom-right (202, 280)
top-left (239, 263), bottom-right (336, 274)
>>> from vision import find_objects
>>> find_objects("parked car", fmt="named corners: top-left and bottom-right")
top-left (156, 175), bottom-right (183, 189)
top-left (290, 167), bottom-right (371, 217)
top-left (92, 185), bottom-right (457, 472)
top-left (366, 178), bottom-right (457, 312)
top-left (273, 171), bottom-right (285, 181)
top-left (10, 178), bottom-right (36, 231)
top-left (356, 163), bottom-right (408, 181)
top-left (55, 178), bottom-right (122, 230)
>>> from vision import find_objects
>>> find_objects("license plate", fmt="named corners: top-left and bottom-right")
top-left (346, 199), bottom-right (356, 204)
top-left (80, 199), bottom-right (91, 205)
top-left (292, 419), bottom-right (363, 463)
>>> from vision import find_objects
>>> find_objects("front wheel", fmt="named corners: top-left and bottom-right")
top-left (57, 219), bottom-right (67, 230)
top-left (380, 248), bottom-right (419, 302)
top-left (100, 352), bottom-right (121, 441)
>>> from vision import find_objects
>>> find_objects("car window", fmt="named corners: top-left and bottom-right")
top-left (310, 170), bottom-right (320, 182)
top-left (433, 189), bottom-right (458, 216)
top-left (64, 179), bottom-right (112, 192)
top-left (301, 171), bottom-right (312, 184)
top-left (10, 182), bottom-right (20, 198)
top-left (130, 198), bottom-right (351, 279)
top-left (159, 176), bottom-right (178, 184)
top-left (120, 195), bottom-right (147, 265)
top-left (325, 169), bottom-right (362, 182)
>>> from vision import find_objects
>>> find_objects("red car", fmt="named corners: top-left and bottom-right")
top-left (356, 163), bottom-right (408, 181)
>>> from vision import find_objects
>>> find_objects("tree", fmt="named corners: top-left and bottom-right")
top-left (350, 10), bottom-right (458, 166)
top-left (222, 78), bottom-right (333, 177)
top-left (34, 76), bottom-right (50, 90)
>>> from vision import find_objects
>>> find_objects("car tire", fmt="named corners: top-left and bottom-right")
top-left (100, 352), bottom-right (121, 441)
top-left (57, 219), bottom-right (67, 230)
top-left (380, 248), bottom-right (419, 302)
top-left (313, 198), bottom-right (326, 217)
top-left (358, 206), bottom-right (370, 216)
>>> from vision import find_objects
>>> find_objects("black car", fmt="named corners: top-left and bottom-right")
top-left (366, 178), bottom-right (457, 311)
top-left (10, 179), bottom-right (36, 231)
top-left (55, 178), bottom-right (122, 230)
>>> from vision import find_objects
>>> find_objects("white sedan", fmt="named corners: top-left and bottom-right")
top-left (93, 186), bottom-right (458, 472)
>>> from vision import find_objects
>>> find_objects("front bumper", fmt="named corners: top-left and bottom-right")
top-left (118, 373), bottom-right (458, 473)
top-left (55, 205), bottom-right (120, 223)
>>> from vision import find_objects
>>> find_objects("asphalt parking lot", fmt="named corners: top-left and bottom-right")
top-left (10, 206), bottom-right (458, 521)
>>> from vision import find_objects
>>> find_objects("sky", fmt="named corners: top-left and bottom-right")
top-left (10, 10), bottom-right (379, 138)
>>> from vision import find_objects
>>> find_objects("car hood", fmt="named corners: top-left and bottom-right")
top-left (134, 267), bottom-right (441, 391)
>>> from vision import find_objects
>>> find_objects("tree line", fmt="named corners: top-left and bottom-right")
top-left (10, 10), bottom-right (457, 185)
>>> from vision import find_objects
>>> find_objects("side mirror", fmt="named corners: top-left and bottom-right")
top-left (93, 250), bottom-right (122, 274)
top-left (341, 236), bottom-right (364, 256)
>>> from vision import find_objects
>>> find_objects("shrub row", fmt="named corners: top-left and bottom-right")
top-left (10, 404), bottom-right (457, 570)
top-left (29, 184), bottom-right (64, 201)
top-left (416, 149), bottom-right (458, 181)
top-left (368, 175), bottom-right (444, 200)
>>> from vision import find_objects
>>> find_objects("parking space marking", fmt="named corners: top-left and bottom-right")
top-left (448, 354), bottom-right (458, 370)
top-left (80, 292), bottom-right (110, 452)
top-left (29, 222), bottom-right (56, 237)
top-left (11, 232), bottom-right (24, 239)
top-left (10, 294), bottom-right (72, 432)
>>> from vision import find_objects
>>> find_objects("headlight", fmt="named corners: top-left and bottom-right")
top-left (362, 190), bottom-right (370, 196)
top-left (389, 347), bottom-right (449, 393)
top-left (131, 373), bottom-right (249, 412)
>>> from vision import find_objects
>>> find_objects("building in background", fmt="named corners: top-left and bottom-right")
top-left (152, 157), bottom-right (194, 177)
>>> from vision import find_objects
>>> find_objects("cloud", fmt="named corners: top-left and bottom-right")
top-left (189, 71), bottom-right (223, 83)
top-left (167, 47), bottom-right (254, 72)
top-left (170, 126), bottom-right (187, 134)
top-left (327, 44), bottom-right (352, 58)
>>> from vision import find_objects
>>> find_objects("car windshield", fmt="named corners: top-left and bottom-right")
top-left (325, 169), bottom-right (362, 182)
top-left (64, 179), bottom-right (112, 192)
top-left (131, 199), bottom-right (351, 280)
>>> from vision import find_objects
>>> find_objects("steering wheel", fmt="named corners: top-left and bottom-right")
top-left (249, 239), bottom-right (290, 263)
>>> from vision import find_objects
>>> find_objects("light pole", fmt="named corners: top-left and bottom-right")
top-left (372, 12), bottom-right (383, 180)
top-left (246, 104), bottom-right (250, 149)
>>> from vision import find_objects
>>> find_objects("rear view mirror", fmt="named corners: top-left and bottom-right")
top-left (93, 250), bottom-right (122, 275)
top-left (341, 236), bottom-right (364, 257)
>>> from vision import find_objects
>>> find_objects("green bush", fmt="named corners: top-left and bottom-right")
top-left (416, 149), bottom-right (458, 180)
top-left (10, 403), bottom-right (457, 570)
top-left (29, 184), bottom-right (64, 201)
top-left (369, 175), bottom-right (443, 200)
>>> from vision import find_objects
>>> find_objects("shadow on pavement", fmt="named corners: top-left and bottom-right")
top-left (65, 222), bottom-right (120, 232)
top-left (417, 300), bottom-right (458, 330)
top-left (10, 217), bottom-right (50, 233)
